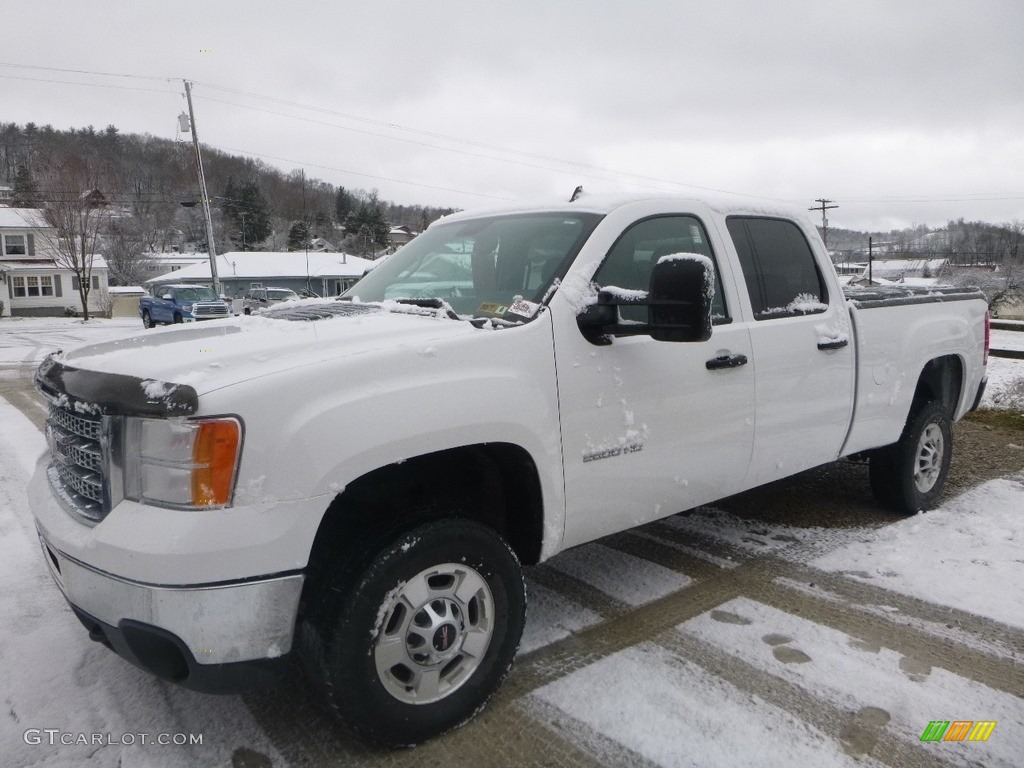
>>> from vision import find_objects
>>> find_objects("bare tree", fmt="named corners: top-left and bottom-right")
top-left (105, 220), bottom-right (157, 286)
top-left (38, 154), bottom-right (114, 321)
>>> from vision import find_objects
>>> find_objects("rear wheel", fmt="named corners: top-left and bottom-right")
top-left (142, 309), bottom-right (154, 328)
top-left (173, 313), bottom-right (183, 324)
top-left (869, 400), bottom-right (952, 514)
top-left (301, 519), bottom-right (525, 746)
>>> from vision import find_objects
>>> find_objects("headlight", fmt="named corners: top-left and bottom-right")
top-left (181, 303), bottom-right (193, 312)
top-left (124, 416), bottom-right (242, 508)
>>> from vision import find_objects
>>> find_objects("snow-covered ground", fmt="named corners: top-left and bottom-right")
top-left (2, 316), bottom-right (1023, 767)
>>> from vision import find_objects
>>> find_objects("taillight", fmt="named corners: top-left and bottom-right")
top-left (984, 310), bottom-right (990, 366)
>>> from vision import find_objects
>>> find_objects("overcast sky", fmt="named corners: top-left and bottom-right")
top-left (3, 0), bottom-right (1023, 231)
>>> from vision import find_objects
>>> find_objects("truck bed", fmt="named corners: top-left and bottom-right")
top-left (843, 284), bottom-right (985, 309)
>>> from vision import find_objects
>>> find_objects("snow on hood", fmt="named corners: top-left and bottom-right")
top-left (53, 301), bottom-right (477, 395)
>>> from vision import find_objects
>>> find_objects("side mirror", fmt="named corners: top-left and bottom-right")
top-left (648, 255), bottom-right (713, 342)
top-left (160, 294), bottom-right (173, 301)
top-left (575, 254), bottom-right (714, 344)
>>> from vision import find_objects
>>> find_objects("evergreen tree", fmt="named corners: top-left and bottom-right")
top-left (220, 178), bottom-right (272, 250)
top-left (288, 220), bottom-right (310, 251)
top-left (11, 164), bottom-right (40, 207)
top-left (335, 186), bottom-right (354, 225)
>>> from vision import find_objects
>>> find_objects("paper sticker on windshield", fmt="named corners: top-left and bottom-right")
top-left (690, 225), bottom-right (703, 244)
top-left (476, 302), bottom-right (507, 315)
top-left (508, 298), bottom-right (540, 317)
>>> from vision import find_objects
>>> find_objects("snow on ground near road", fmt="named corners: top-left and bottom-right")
top-left (529, 642), bottom-right (883, 768)
top-left (991, 329), bottom-right (1024, 352)
top-left (679, 598), bottom-right (1024, 768)
top-left (811, 476), bottom-right (1024, 630)
top-left (0, 317), bottom-right (142, 365)
top-left (985, 330), bottom-right (1024, 409)
top-left (529, 479), bottom-right (1024, 766)
top-left (0, 398), bottom-right (283, 768)
top-left (519, 580), bottom-right (602, 654)
top-left (544, 542), bottom-right (692, 606)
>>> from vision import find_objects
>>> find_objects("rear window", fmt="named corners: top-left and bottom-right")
top-left (726, 217), bottom-right (827, 320)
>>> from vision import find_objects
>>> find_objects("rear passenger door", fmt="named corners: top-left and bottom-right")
top-left (724, 217), bottom-right (854, 488)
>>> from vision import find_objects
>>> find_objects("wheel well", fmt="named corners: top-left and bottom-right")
top-left (911, 355), bottom-right (963, 417)
top-left (303, 443), bottom-right (544, 600)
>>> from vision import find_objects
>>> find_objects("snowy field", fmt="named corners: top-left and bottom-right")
top-left (1, 316), bottom-right (1023, 767)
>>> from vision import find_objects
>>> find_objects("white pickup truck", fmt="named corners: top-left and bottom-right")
top-left (30, 194), bottom-right (988, 745)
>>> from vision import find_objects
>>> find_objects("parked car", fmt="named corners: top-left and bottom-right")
top-left (241, 287), bottom-right (300, 315)
top-left (33, 194), bottom-right (988, 746)
top-left (139, 284), bottom-right (230, 327)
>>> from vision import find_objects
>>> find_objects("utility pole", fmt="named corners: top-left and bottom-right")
top-left (868, 236), bottom-right (874, 284)
top-left (182, 80), bottom-right (221, 295)
top-left (809, 198), bottom-right (839, 251)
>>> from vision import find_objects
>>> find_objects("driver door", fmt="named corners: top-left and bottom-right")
top-left (552, 213), bottom-right (756, 548)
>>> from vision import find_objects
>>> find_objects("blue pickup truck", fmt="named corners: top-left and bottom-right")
top-left (139, 284), bottom-right (231, 327)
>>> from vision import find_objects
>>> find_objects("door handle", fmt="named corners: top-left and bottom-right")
top-left (817, 338), bottom-right (849, 350)
top-left (706, 353), bottom-right (748, 370)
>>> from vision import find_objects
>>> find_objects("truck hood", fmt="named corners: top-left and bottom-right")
top-left (51, 302), bottom-right (479, 398)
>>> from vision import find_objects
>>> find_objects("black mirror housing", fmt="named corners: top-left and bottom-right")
top-left (648, 255), bottom-right (714, 342)
top-left (575, 254), bottom-right (714, 344)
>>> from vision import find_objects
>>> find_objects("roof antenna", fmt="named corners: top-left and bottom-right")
top-left (569, 185), bottom-right (583, 202)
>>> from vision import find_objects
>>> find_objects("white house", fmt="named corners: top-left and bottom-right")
top-left (0, 208), bottom-right (109, 317)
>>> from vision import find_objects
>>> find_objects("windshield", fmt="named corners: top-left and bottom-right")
top-left (267, 289), bottom-right (299, 300)
top-left (344, 212), bottom-right (602, 319)
top-left (177, 287), bottom-right (218, 302)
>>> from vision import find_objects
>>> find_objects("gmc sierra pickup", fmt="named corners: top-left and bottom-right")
top-left (30, 194), bottom-right (988, 745)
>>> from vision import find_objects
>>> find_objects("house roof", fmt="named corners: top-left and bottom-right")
top-left (864, 258), bottom-right (947, 279)
top-left (0, 255), bottom-right (108, 271)
top-left (0, 208), bottom-right (48, 228)
top-left (145, 251), bottom-right (374, 284)
top-left (108, 286), bottom-right (147, 295)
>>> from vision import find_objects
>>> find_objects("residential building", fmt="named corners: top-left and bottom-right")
top-left (0, 208), bottom-right (109, 317)
top-left (389, 225), bottom-right (417, 247)
top-left (144, 251), bottom-right (375, 300)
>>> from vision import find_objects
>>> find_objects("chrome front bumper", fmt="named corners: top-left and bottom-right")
top-left (38, 531), bottom-right (303, 667)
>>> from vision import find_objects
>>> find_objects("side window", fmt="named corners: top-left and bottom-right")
top-left (592, 215), bottom-right (728, 323)
top-left (726, 217), bottom-right (828, 320)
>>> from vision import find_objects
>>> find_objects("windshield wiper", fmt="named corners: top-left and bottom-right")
top-left (393, 297), bottom-right (461, 320)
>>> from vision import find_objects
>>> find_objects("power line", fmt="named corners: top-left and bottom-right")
top-left (193, 81), bottom-right (758, 198)
top-left (206, 143), bottom-right (514, 201)
top-left (0, 62), bottom-right (174, 81)
top-left (8, 62), bottom-right (1021, 209)
top-left (195, 94), bottom-right (674, 193)
top-left (0, 61), bottom-right (757, 198)
top-left (0, 73), bottom-right (177, 95)
top-left (840, 195), bottom-right (1024, 204)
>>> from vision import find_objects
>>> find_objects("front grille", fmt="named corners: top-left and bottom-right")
top-left (46, 402), bottom-right (109, 524)
top-left (193, 302), bottom-right (229, 319)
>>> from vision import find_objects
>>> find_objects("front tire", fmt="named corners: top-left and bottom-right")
top-left (869, 400), bottom-right (952, 514)
top-left (142, 309), bottom-right (154, 328)
top-left (302, 520), bottom-right (525, 746)
top-left (173, 313), bottom-right (183, 324)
